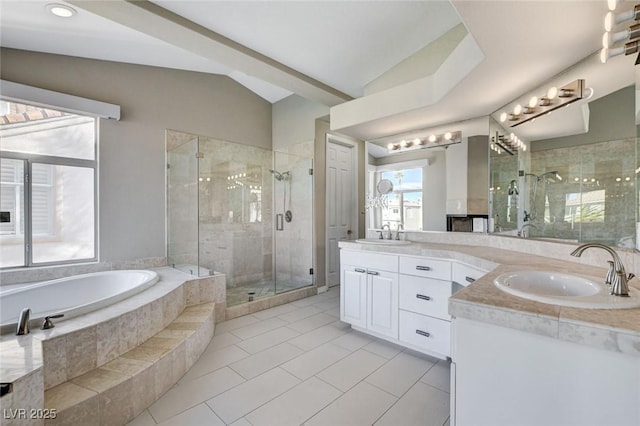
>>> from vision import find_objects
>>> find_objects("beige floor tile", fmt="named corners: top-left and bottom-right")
top-left (365, 351), bottom-right (435, 397)
top-left (229, 317), bottom-right (289, 340)
top-left (287, 313), bottom-right (337, 334)
top-left (312, 299), bottom-right (339, 311)
top-left (206, 368), bottom-right (300, 424)
top-left (316, 349), bottom-right (386, 392)
top-left (205, 332), bottom-right (242, 352)
top-left (420, 359), bottom-right (451, 393)
top-left (149, 367), bottom-right (245, 423)
top-left (252, 303), bottom-right (300, 320)
top-left (281, 343), bottom-right (351, 380)
top-left (290, 294), bottom-right (327, 307)
top-left (277, 305), bottom-right (324, 323)
top-left (157, 403), bottom-right (224, 426)
top-left (214, 315), bottom-right (260, 336)
top-left (246, 377), bottom-right (342, 426)
top-left (331, 330), bottom-right (374, 352)
top-left (229, 342), bottom-right (304, 379)
top-left (362, 339), bottom-right (404, 360)
top-left (228, 418), bottom-right (253, 426)
top-left (126, 409), bottom-right (156, 426)
top-left (288, 323), bottom-right (350, 351)
top-left (374, 381), bottom-right (450, 426)
top-left (236, 326), bottom-right (300, 354)
top-left (305, 381), bottom-right (397, 426)
top-left (179, 344), bottom-right (250, 383)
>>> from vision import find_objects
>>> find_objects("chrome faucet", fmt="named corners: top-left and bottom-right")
top-left (16, 308), bottom-right (31, 335)
top-left (381, 223), bottom-right (392, 240)
top-left (517, 223), bottom-right (536, 238)
top-left (570, 243), bottom-right (634, 297)
top-left (395, 223), bottom-right (404, 240)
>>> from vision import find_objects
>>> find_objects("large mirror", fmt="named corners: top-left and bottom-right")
top-left (366, 117), bottom-right (489, 233)
top-left (489, 52), bottom-right (638, 249)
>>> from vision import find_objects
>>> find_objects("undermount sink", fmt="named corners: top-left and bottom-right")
top-left (494, 270), bottom-right (640, 309)
top-left (355, 238), bottom-right (411, 245)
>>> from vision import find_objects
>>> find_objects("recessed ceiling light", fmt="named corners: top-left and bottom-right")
top-left (46, 3), bottom-right (77, 18)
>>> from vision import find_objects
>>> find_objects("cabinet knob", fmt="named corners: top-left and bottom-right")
top-left (416, 329), bottom-right (431, 338)
top-left (416, 294), bottom-right (431, 301)
top-left (416, 266), bottom-right (431, 271)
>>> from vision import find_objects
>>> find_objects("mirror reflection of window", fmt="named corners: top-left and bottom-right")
top-left (378, 167), bottom-right (423, 231)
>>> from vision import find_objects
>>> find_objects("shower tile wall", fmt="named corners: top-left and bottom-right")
top-left (273, 142), bottom-right (314, 292)
top-left (197, 136), bottom-right (274, 288)
top-left (529, 138), bottom-right (637, 247)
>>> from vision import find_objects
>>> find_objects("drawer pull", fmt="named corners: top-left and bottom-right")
top-left (367, 271), bottom-right (380, 276)
top-left (465, 276), bottom-right (476, 283)
top-left (354, 268), bottom-right (366, 273)
top-left (416, 266), bottom-right (431, 271)
top-left (416, 329), bottom-right (431, 338)
top-left (416, 294), bottom-right (431, 301)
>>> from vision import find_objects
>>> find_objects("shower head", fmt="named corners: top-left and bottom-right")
top-left (536, 171), bottom-right (562, 183)
top-left (269, 169), bottom-right (290, 181)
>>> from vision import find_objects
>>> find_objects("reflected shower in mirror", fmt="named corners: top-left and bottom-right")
top-left (489, 50), bottom-right (638, 249)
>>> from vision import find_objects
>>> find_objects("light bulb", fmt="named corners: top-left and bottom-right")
top-left (499, 112), bottom-right (507, 122)
top-left (444, 132), bottom-right (452, 140)
top-left (413, 138), bottom-right (421, 145)
top-left (605, 12), bottom-right (613, 31)
top-left (602, 32), bottom-right (610, 49)
top-left (513, 104), bottom-right (523, 115)
top-left (547, 87), bottom-right (558, 100)
top-left (400, 140), bottom-right (407, 147)
top-left (509, 132), bottom-right (515, 140)
top-left (46, 3), bottom-right (77, 17)
top-left (528, 96), bottom-right (538, 108)
top-left (608, 0), bottom-right (617, 11)
top-left (387, 143), bottom-right (395, 150)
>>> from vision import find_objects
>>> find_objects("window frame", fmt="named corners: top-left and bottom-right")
top-left (0, 109), bottom-right (99, 269)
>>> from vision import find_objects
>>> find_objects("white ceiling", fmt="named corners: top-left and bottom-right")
top-left (0, 0), bottom-right (634, 139)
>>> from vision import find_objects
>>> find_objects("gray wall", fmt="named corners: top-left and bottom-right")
top-left (0, 48), bottom-right (272, 263)
top-left (272, 94), bottom-right (329, 152)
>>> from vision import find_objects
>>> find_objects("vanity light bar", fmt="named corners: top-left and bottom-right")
top-left (491, 131), bottom-right (527, 156)
top-left (499, 79), bottom-right (585, 128)
top-left (386, 131), bottom-right (462, 153)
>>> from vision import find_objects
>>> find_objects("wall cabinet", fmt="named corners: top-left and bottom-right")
top-left (340, 248), bottom-right (487, 359)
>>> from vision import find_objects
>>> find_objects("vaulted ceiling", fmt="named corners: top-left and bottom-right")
top-left (0, 1), bottom-right (630, 139)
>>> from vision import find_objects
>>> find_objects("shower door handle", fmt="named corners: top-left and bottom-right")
top-left (276, 214), bottom-right (284, 231)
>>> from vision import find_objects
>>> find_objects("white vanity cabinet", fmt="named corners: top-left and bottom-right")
top-left (398, 255), bottom-right (453, 358)
top-left (340, 250), bottom-right (399, 340)
top-left (340, 248), bottom-right (490, 360)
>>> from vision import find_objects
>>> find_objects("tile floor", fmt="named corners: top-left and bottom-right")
top-left (127, 287), bottom-right (451, 426)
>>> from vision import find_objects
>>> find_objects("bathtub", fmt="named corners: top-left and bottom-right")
top-left (0, 270), bottom-right (159, 334)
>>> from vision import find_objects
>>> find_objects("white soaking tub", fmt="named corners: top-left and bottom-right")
top-left (0, 269), bottom-right (159, 334)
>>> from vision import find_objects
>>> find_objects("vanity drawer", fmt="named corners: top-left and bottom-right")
top-left (399, 256), bottom-right (452, 280)
top-left (341, 250), bottom-right (398, 272)
top-left (453, 262), bottom-right (488, 287)
top-left (399, 274), bottom-right (452, 320)
top-left (399, 310), bottom-right (450, 357)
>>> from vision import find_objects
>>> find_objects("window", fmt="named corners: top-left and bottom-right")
top-left (378, 167), bottom-right (423, 231)
top-left (0, 101), bottom-right (97, 268)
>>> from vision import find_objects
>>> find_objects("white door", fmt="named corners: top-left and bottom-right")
top-left (326, 138), bottom-right (356, 287)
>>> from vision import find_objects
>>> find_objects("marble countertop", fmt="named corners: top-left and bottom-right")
top-left (339, 240), bottom-right (640, 357)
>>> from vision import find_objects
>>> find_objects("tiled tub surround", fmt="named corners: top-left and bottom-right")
top-left (0, 267), bottom-right (226, 426)
top-left (341, 237), bottom-right (640, 356)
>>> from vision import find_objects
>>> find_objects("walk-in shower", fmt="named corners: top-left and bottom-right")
top-left (166, 130), bottom-right (314, 307)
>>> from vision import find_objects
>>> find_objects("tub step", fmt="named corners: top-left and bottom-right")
top-left (43, 303), bottom-right (215, 425)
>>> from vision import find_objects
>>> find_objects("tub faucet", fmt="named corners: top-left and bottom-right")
top-left (517, 223), bottom-right (537, 238)
top-left (16, 308), bottom-right (31, 335)
top-left (395, 224), bottom-right (404, 240)
top-left (570, 243), bottom-right (634, 297)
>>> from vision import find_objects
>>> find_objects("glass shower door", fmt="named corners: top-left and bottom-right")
top-left (167, 136), bottom-right (200, 275)
top-left (273, 151), bottom-right (314, 294)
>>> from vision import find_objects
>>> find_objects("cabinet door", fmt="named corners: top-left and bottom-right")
top-left (366, 269), bottom-right (399, 339)
top-left (341, 265), bottom-right (367, 328)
